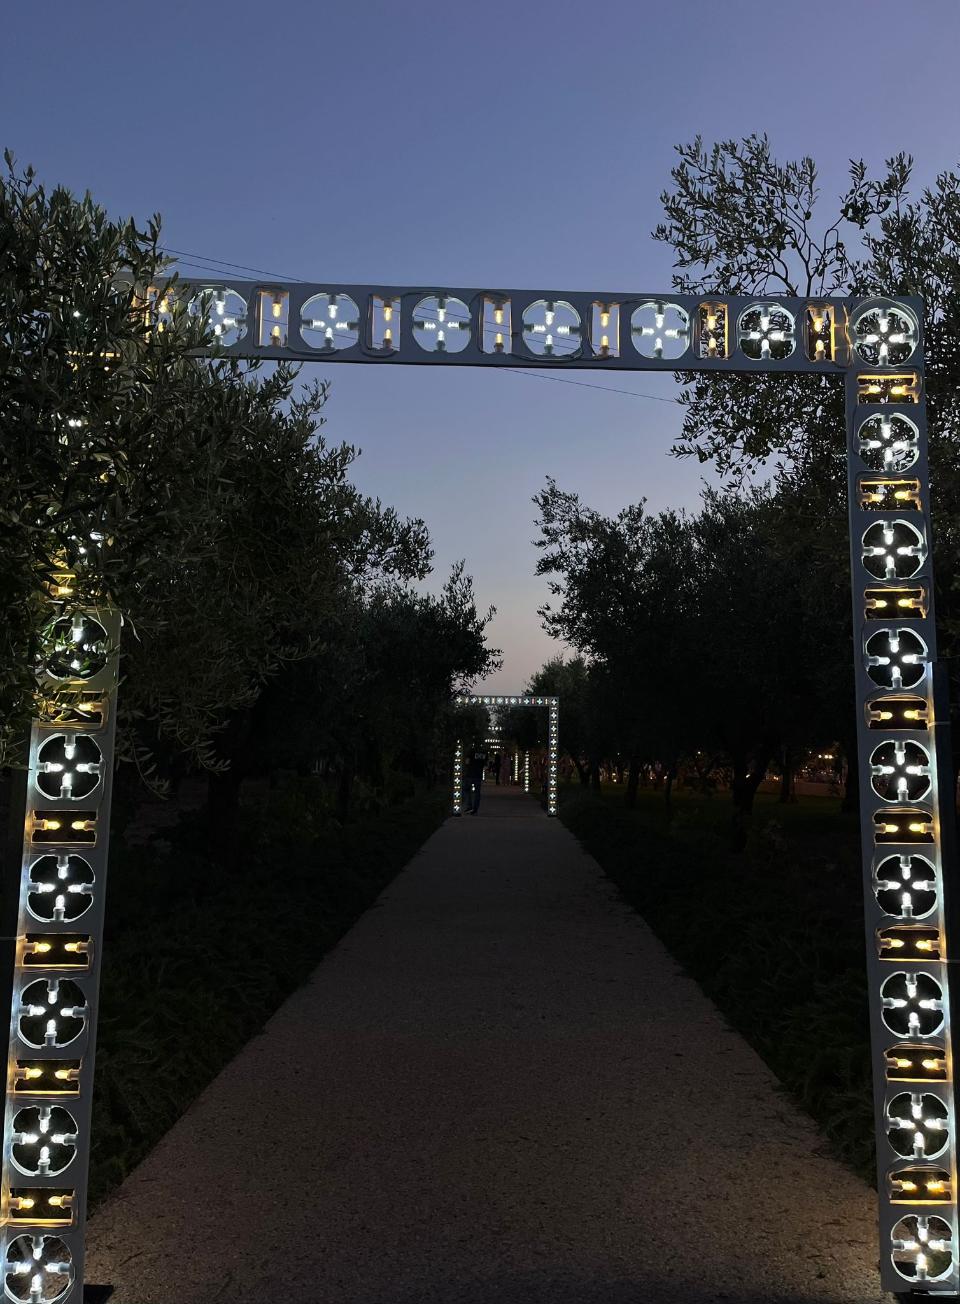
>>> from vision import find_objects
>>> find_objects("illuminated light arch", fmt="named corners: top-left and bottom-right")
top-left (451, 694), bottom-right (558, 816)
top-left (6, 281), bottom-right (952, 1299)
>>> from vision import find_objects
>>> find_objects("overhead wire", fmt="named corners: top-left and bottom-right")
top-left (156, 244), bottom-right (683, 406)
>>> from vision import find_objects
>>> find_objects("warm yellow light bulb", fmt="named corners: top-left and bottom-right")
top-left (894, 1057), bottom-right (913, 1068)
top-left (600, 310), bottom-right (610, 328)
top-left (922, 1058), bottom-right (942, 1070)
top-left (928, 1181), bottom-right (947, 1194)
top-left (271, 299), bottom-right (282, 319)
top-left (494, 307), bottom-right (503, 325)
top-left (909, 822), bottom-right (927, 832)
top-left (383, 304), bottom-right (393, 322)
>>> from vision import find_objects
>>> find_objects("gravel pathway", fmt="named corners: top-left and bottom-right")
top-left (86, 785), bottom-right (890, 1303)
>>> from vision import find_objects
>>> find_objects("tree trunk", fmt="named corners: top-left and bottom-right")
top-left (573, 757), bottom-right (589, 787)
top-left (625, 756), bottom-right (641, 809)
top-left (664, 758), bottom-right (678, 815)
top-left (730, 752), bottom-right (771, 851)
top-left (589, 761), bottom-right (602, 792)
top-left (778, 745), bottom-right (794, 804)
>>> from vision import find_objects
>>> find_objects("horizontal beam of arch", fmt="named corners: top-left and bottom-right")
top-left (164, 278), bottom-right (907, 375)
top-left (452, 694), bottom-right (558, 816)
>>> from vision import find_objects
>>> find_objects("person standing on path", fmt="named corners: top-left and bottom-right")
top-left (466, 742), bottom-right (488, 815)
top-left (493, 753), bottom-right (502, 786)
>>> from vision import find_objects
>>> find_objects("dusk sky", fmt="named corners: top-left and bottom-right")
top-left (6, 2), bottom-right (960, 690)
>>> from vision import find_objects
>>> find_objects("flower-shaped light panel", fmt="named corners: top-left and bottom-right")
top-left (42, 615), bottom-right (108, 682)
top-left (521, 300), bottom-right (581, 358)
top-left (738, 303), bottom-right (796, 360)
top-left (882, 972), bottom-right (945, 1038)
top-left (858, 414), bottom-right (921, 473)
top-left (630, 300), bottom-right (690, 360)
top-left (865, 627), bottom-right (927, 690)
top-left (18, 979), bottom-right (86, 1050)
top-left (891, 1214), bottom-right (954, 1282)
top-left (4, 1235), bottom-right (73, 1303)
top-left (875, 855), bottom-right (938, 920)
top-left (412, 296), bottom-right (472, 353)
top-left (27, 854), bottom-right (94, 924)
top-left (854, 303), bottom-right (919, 367)
top-left (862, 521), bottom-right (927, 581)
top-left (300, 293), bottom-right (360, 352)
top-left (36, 735), bottom-right (102, 802)
top-left (870, 741), bottom-right (932, 804)
top-left (887, 1092), bottom-right (950, 1160)
top-left (10, 1107), bottom-right (78, 1179)
top-left (189, 287), bottom-right (248, 348)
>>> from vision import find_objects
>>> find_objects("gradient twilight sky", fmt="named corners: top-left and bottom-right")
top-left (5, 2), bottom-right (960, 689)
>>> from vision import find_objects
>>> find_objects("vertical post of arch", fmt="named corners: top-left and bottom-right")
top-left (0, 595), bottom-right (120, 1304)
top-left (845, 299), bottom-right (960, 1294)
top-left (546, 698), bottom-right (559, 817)
top-left (452, 740), bottom-right (464, 817)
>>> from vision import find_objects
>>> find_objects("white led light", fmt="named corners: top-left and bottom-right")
top-left (738, 303), bottom-right (796, 360)
top-left (300, 292), bottom-right (360, 352)
top-left (521, 300), bottom-right (581, 359)
top-left (631, 300), bottom-right (690, 359)
top-left (412, 295), bottom-right (472, 354)
top-left (862, 520), bottom-right (926, 581)
top-left (188, 286), bottom-right (248, 347)
top-left (854, 302), bottom-right (919, 367)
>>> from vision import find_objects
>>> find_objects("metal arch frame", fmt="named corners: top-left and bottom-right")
top-left (0, 599), bottom-right (119, 1304)
top-left (162, 280), bottom-right (854, 376)
top-left (3, 277), bottom-right (953, 1299)
top-left (452, 695), bottom-right (559, 817)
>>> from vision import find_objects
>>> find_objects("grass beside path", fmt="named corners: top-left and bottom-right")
top-left (89, 780), bottom-right (449, 1205)
top-left (558, 784), bottom-right (875, 1180)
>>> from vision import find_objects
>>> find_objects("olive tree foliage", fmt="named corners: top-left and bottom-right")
top-left (525, 656), bottom-right (593, 786)
top-left (116, 362), bottom-right (432, 779)
top-left (653, 136), bottom-right (960, 494)
top-left (533, 477), bottom-right (848, 831)
top-left (218, 561), bottom-right (499, 817)
top-left (0, 156), bottom-right (437, 779)
top-left (0, 152), bottom-right (203, 764)
top-left (653, 135), bottom-right (960, 770)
